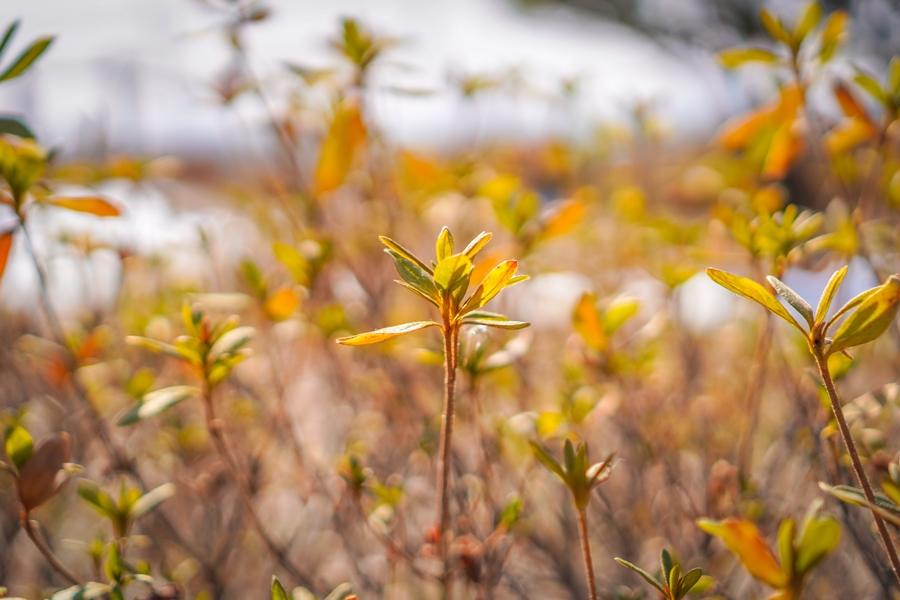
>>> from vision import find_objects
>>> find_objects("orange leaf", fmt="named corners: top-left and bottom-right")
top-left (762, 125), bottom-right (804, 180)
top-left (264, 287), bottom-right (300, 321)
top-left (824, 117), bottom-right (877, 156)
top-left (775, 84), bottom-right (802, 121)
top-left (540, 200), bottom-right (584, 239)
top-left (717, 105), bottom-right (777, 150)
top-left (46, 196), bottom-right (120, 217)
top-left (314, 100), bottom-right (367, 195)
top-left (697, 518), bottom-right (788, 589)
top-left (0, 230), bottom-right (12, 282)
top-left (834, 83), bottom-right (871, 121)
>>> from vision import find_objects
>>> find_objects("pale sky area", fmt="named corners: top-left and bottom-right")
top-left (0, 0), bottom-right (746, 158)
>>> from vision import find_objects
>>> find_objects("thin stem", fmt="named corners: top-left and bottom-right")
top-left (22, 513), bottom-right (81, 586)
top-left (736, 312), bottom-right (773, 479)
top-left (813, 351), bottom-right (900, 588)
top-left (576, 509), bottom-right (597, 600)
top-left (202, 387), bottom-right (325, 595)
top-left (436, 316), bottom-right (459, 592)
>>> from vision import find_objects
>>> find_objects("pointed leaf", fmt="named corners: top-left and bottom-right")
top-left (322, 583), bottom-right (353, 600)
top-left (77, 482), bottom-right (117, 518)
top-left (820, 482), bottom-right (900, 526)
top-left (380, 236), bottom-right (433, 274)
top-left (776, 518), bottom-right (795, 581)
top-left (461, 259), bottom-right (518, 313)
top-left (433, 254), bottom-right (471, 292)
top-left (462, 318), bottom-right (529, 330)
top-left (563, 439), bottom-right (576, 477)
top-left (529, 441), bottom-right (566, 481)
top-left (760, 9), bottom-right (791, 45)
top-left (795, 513), bottom-right (840, 574)
top-left (706, 268), bottom-right (805, 333)
top-left (573, 292), bottom-right (606, 352)
top-left (829, 275), bottom-right (900, 355)
top-left (314, 100), bottom-right (366, 194)
top-left (273, 242), bottom-right (310, 286)
top-left (462, 231), bottom-right (492, 259)
top-left (792, 2), bottom-right (821, 44)
top-left (0, 21), bottom-right (19, 58)
top-left (45, 196), bottom-right (119, 217)
top-left (614, 558), bottom-right (667, 595)
top-left (336, 321), bottom-right (441, 346)
top-left (697, 518), bottom-right (788, 588)
top-left (436, 227), bottom-right (454, 262)
top-left (854, 70), bottom-right (886, 105)
top-left (668, 563), bottom-right (681, 598)
top-left (271, 577), bottom-right (289, 600)
top-left (386, 249), bottom-right (440, 303)
top-left (0, 116), bottom-right (34, 139)
top-left (661, 549), bottom-right (675, 582)
top-left (767, 276), bottom-right (814, 327)
top-left (816, 267), bottom-right (847, 323)
top-left (118, 386), bottom-right (200, 426)
top-left (0, 36), bottom-right (53, 82)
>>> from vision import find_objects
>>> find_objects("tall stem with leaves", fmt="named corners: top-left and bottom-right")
top-left (338, 228), bottom-right (529, 592)
top-left (707, 266), bottom-right (900, 586)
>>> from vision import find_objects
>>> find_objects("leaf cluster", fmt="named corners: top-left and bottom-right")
top-left (529, 438), bottom-right (614, 511)
top-left (615, 549), bottom-right (709, 600)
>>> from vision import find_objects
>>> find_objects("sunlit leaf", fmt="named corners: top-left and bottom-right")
top-left (816, 266), bottom-right (847, 323)
top-left (604, 298), bottom-right (640, 335)
top-left (462, 317), bottom-right (529, 330)
top-left (762, 125), bottom-right (804, 180)
top-left (118, 386), bottom-right (200, 426)
top-left (792, 2), bottom-right (821, 45)
top-left (529, 441), bottom-right (566, 481)
top-left (380, 236), bottom-right (433, 274)
top-left (824, 118), bottom-right (877, 156)
top-left (819, 11), bottom-right (847, 62)
top-left (271, 576), bottom-right (289, 600)
top-left (4, 424), bottom-right (32, 471)
top-left (706, 268), bottom-right (805, 333)
top-left (760, 9), bottom-right (791, 45)
top-left (697, 518), bottom-right (788, 588)
top-left (718, 48), bottom-right (780, 68)
top-left (462, 231), bottom-right (492, 259)
top-left (820, 482), bottom-right (900, 526)
top-left (273, 242), bottom-right (310, 286)
top-left (834, 84), bottom-right (870, 121)
top-left (829, 275), bottom-right (900, 355)
top-left (680, 568), bottom-right (704, 595)
top-left (776, 518), bottom-right (795, 581)
top-left (718, 105), bottom-right (775, 150)
top-left (767, 276), bottom-right (814, 327)
top-left (433, 253), bottom-right (471, 292)
top-left (435, 226), bottom-right (454, 262)
top-left (387, 249), bottom-right (440, 304)
top-left (461, 259), bottom-right (518, 314)
top-left (795, 511), bottom-right (840, 574)
top-left (208, 326), bottom-right (255, 359)
top-left (0, 36), bottom-right (53, 82)
top-left (853, 70), bottom-right (886, 105)
top-left (45, 196), bottom-right (120, 217)
top-left (336, 320), bottom-right (441, 346)
top-left (539, 200), bottom-right (584, 239)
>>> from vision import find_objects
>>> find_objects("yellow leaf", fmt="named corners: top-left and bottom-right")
top-left (264, 287), bottom-right (300, 321)
top-left (461, 259), bottom-right (518, 313)
top-left (829, 275), bottom-right (900, 355)
top-left (573, 292), bottom-right (606, 352)
top-left (0, 230), bottom-right (12, 283)
top-left (314, 100), bottom-right (367, 195)
top-left (537, 411), bottom-right (564, 436)
top-left (706, 268), bottom-right (805, 334)
top-left (46, 196), bottom-right (120, 217)
top-left (697, 518), bottom-right (788, 589)
top-left (718, 48), bottom-right (781, 68)
top-left (336, 321), bottom-right (441, 346)
top-left (610, 185), bottom-right (646, 222)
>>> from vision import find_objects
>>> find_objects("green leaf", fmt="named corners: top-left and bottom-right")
top-left (795, 513), bottom-right (840, 574)
top-left (433, 253), bottom-right (471, 291)
top-left (436, 226), bottom-right (454, 262)
top-left (889, 56), bottom-right (900, 96)
top-left (816, 266), bottom-right (847, 323)
top-left (760, 9), bottom-right (792, 45)
top-left (0, 36), bottom-right (53, 82)
top-left (0, 115), bottom-right (35, 139)
top-left (777, 518), bottom-right (796, 580)
top-left (706, 268), bottom-right (805, 333)
top-left (4, 424), bottom-right (32, 471)
top-left (118, 386), bottom-right (200, 426)
top-left (614, 558), bottom-right (667, 595)
top-left (819, 11), bottom-right (847, 63)
top-left (129, 483), bottom-right (175, 520)
top-left (792, 1), bottom-right (821, 44)
top-left (529, 441), bottom-right (565, 481)
top-left (380, 236), bottom-right (433, 274)
top-left (0, 21), bottom-right (19, 59)
top-left (208, 326), bottom-right (255, 360)
top-left (679, 568), bottom-right (704, 597)
top-left (718, 48), bottom-right (781, 68)
top-left (661, 548), bottom-right (675, 582)
top-left (826, 287), bottom-right (878, 331)
top-left (767, 276), bottom-right (814, 327)
top-left (336, 320), bottom-right (441, 346)
top-left (603, 298), bottom-right (640, 335)
top-left (77, 482), bottom-right (117, 519)
top-left (273, 242), bottom-right (310, 286)
top-left (461, 259), bottom-right (519, 314)
top-left (322, 583), bottom-right (353, 600)
top-left (563, 439), bottom-right (576, 478)
top-left (387, 250), bottom-right (440, 304)
top-left (271, 576), bottom-right (289, 600)
top-left (828, 275), bottom-right (900, 355)
top-left (125, 335), bottom-right (184, 360)
top-left (668, 563), bottom-right (681, 598)
top-left (462, 231), bottom-right (492, 259)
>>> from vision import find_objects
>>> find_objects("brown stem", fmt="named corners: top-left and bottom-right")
top-left (577, 509), bottom-right (598, 600)
top-left (22, 513), bottom-right (81, 586)
top-left (736, 313), bottom-right (773, 479)
top-left (813, 351), bottom-right (900, 588)
top-left (202, 389), bottom-right (324, 594)
top-left (436, 316), bottom-right (460, 593)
